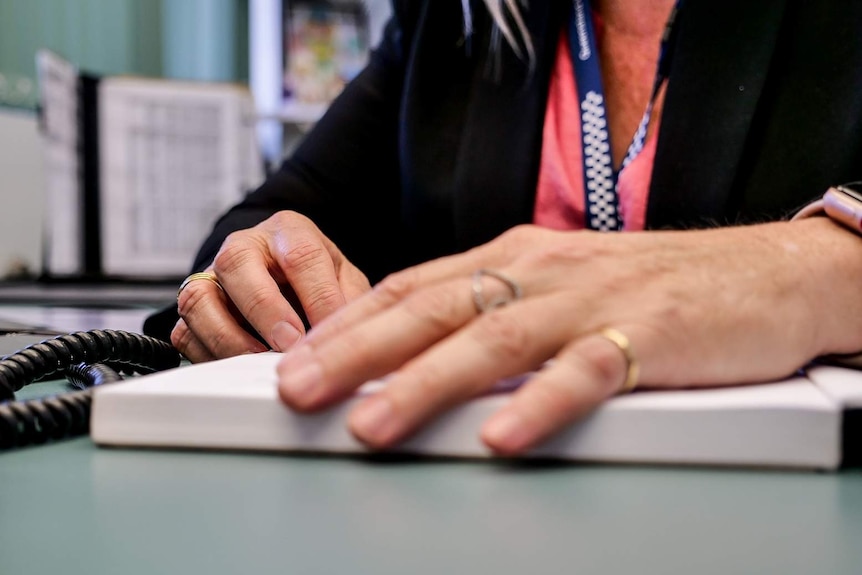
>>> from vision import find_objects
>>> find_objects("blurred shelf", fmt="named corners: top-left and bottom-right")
top-left (0, 305), bottom-right (155, 334)
top-left (257, 99), bottom-right (328, 124)
top-left (0, 281), bottom-right (178, 307)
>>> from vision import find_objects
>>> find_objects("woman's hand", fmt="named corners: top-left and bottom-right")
top-left (172, 211), bottom-right (371, 362)
top-left (275, 219), bottom-right (862, 455)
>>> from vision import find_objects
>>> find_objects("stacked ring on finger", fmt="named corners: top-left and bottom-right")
top-left (177, 271), bottom-right (223, 302)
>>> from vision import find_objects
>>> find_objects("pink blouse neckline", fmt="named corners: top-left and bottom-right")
top-left (533, 31), bottom-right (663, 232)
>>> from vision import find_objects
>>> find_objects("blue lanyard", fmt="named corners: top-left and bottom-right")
top-left (568, 0), bottom-right (682, 231)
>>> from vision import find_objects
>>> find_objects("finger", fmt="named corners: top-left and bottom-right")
top-left (338, 264), bottom-right (373, 303)
top-left (176, 275), bottom-right (268, 358)
top-left (170, 319), bottom-right (217, 363)
top-left (302, 266), bottom-right (429, 344)
top-left (344, 297), bottom-right (572, 449)
top-left (305, 245), bottom-right (522, 345)
top-left (270, 228), bottom-right (348, 326)
top-left (274, 242), bottom-right (368, 346)
top-left (305, 227), bottom-right (565, 344)
top-left (278, 276), bottom-right (482, 411)
top-left (280, 266), bottom-right (554, 411)
top-left (480, 331), bottom-right (635, 456)
top-left (214, 236), bottom-right (307, 351)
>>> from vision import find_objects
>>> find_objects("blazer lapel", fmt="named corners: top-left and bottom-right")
top-left (451, 0), bottom-right (565, 250)
top-left (647, 0), bottom-right (788, 228)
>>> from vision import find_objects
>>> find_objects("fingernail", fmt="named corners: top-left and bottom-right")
top-left (350, 395), bottom-right (398, 445)
top-left (481, 410), bottom-right (532, 454)
top-left (279, 347), bottom-right (323, 403)
top-left (272, 321), bottom-right (303, 352)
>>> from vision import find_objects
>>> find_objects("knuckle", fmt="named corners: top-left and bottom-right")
top-left (560, 338), bottom-right (628, 400)
top-left (498, 225), bottom-right (533, 259)
top-left (176, 280), bottom-right (213, 317)
top-left (213, 234), bottom-right (255, 275)
top-left (375, 268), bottom-right (420, 305)
top-left (170, 315), bottom-right (245, 361)
top-left (470, 311), bottom-right (530, 361)
top-left (242, 284), bottom-right (275, 322)
top-left (400, 361), bottom-right (453, 407)
top-left (501, 224), bottom-right (533, 244)
top-left (498, 225), bottom-right (585, 269)
top-left (266, 210), bottom-right (292, 228)
top-left (403, 287), bottom-right (464, 334)
top-left (317, 330), bottom-right (380, 382)
top-left (303, 283), bottom-right (345, 317)
top-left (500, 224), bottom-right (554, 250)
top-left (635, 293), bottom-right (690, 350)
top-left (525, 379), bottom-right (582, 422)
top-left (584, 342), bottom-right (627, 391)
top-left (267, 209), bottom-right (305, 229)
top-left (170, 321), bottom-right (192, 352)
top-left (206, 324), bottom-right (241, 358)
top-left (524, 241), bottom-right (599, 272)
top-left (652, 297), bottom-right (687, 333)
top-left (281, 240), bottom-right (328, 274)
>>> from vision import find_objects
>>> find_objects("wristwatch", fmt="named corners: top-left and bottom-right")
top-left (792, 182), bottom-right (862, 234)
top-left (792, 182), bottom-right (862, 369)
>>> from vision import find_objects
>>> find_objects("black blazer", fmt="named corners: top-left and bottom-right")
top-left (145, 0), bottom-right (862, 340)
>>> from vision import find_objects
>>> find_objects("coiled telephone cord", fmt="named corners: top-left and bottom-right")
top-left (0, 330), bottom-right (181, 450)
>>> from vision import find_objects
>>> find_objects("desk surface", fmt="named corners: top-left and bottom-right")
top-left (3, 307), bottom-right (862, 574)
top-left (3, 438), bottom-right (862, 575)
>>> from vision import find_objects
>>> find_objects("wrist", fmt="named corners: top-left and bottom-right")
top-left (784, 216), bottom-right (862, 357)
top-left (791, 183), bottom-right (862, 233)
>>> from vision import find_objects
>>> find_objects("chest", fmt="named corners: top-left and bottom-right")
top-left (592, 4), bottom-right (676, 165)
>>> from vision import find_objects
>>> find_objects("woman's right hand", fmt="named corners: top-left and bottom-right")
top-left (172, 211), bottom-right (371, 362)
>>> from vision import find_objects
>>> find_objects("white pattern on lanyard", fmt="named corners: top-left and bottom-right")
top-left (569, 0), bottom-right (682, 231)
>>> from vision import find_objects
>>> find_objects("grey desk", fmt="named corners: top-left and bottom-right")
top-left (2, 309), bottom-right (862, 574)
top-left (3, 436), bottom-right (862, 574)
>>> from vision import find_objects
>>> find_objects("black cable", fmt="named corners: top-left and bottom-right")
top-left (65, 362), bottom-right (124, 389)
top-left (0, 330), bottom-right (181, 450)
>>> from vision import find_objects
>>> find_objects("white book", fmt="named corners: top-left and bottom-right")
top-left (90, 353), bottom-right (862, 470)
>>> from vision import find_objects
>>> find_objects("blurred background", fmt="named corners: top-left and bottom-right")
top-left (0, 0), bottom-right (390, 281)
top-left (0, 0), bottom-right (248, 110)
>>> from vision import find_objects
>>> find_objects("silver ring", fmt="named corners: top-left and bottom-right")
top-left (471, 269), bottom-right (523, 313)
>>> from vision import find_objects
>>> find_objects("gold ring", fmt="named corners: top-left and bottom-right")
top-left (177, 271), bottom-right (223, 301)
top-left (598, 328), bottom-right (640, 393)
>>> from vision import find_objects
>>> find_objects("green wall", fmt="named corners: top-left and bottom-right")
top-left (0, 0), bottom-right (248, 109)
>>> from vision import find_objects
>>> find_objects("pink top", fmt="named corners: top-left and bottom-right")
top-left (533, 31), bottom-right (663, 231)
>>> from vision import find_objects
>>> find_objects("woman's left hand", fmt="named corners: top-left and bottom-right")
top-left (275, 220), bottom-right (862, 455)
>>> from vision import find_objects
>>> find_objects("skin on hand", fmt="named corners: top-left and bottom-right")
top-left (276, 219), bottom-right (862, 456)
top-left (172, 210), bottom-right (371, 363)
